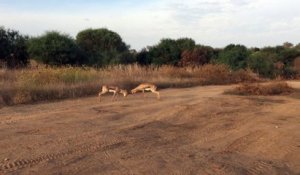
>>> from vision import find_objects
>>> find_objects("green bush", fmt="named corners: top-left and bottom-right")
top-left (76, 28), bottom-right (132, 66)
top-left (217, 44), bottom-right (250, 70)
top-left (0, 27), bottom-right (29, 68)
top-left (149, 39), bottom-right (181, 65)
top-left (247, 51), bottom-right (276, 78)
top-left (28, 31), bottom-right (84, 66)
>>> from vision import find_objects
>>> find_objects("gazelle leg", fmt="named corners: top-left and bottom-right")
top-left (151, 90), bottom-right (160, 100)
top-left (98, 91), bottom-right (107, 101)
top-left (115, 92), bottom-right (119, 100)
top-left (112, 92), bottom-right (116, 101)
top-left (112, 91), bottom-right (119, 101)
top-left (142, 89), bottom-right (145, 97)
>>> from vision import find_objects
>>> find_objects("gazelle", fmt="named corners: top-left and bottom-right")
top-left (131, 83), bottom-right (160, 99)
top-left (98, 85), bottom-right (128, 101)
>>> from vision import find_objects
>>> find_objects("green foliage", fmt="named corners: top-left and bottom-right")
top-left (278, 48), bottom-right (300, 65)
top-left (136, 48), bottom-right (151, 65)
top-left (118, 50), bottom-right (136, 64)
top-left (28, 31), bottom-right (84, 66)
top-left (149, 39), bottom-right (181, 65)
top-left (0, 27), bottom-right (29, 68)
top-left (176, 38), bottom-right (196, 51)
top-left (217, 44), bottom-right (250, 70)
top-left (282, 66), bottom-right (297, 78)
top-left (247, 51), bottom-right (276, 78)
top-left (261, 46), bottom-right (300, 64)
top-left (260, 46), bottom-right (300, 78)
top-left (76, 28), bottom-right (131, 66)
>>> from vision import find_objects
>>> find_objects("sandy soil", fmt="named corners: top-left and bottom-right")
top-left (0, 82), bottom-right (300, 175)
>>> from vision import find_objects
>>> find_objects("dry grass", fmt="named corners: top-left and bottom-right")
top-left (0, 64), bottom-right (259, 106)
top-left (225, 82), bottom-right (294, 96)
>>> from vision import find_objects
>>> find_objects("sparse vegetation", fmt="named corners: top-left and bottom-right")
top-left (0, 64), bottom-right (258, 106)
top-left (225, 82), bottom-right (294, 96)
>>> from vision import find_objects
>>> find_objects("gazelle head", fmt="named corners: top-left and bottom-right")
top-left (120, 89), bottom-right (128, 97)
top-left (131, 89), bottom-right (137, 94)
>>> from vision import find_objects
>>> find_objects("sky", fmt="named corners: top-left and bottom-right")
top-left (0, 0), bottom-right (300, 50)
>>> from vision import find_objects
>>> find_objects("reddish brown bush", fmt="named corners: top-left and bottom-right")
top-left (294, 57), bottom-right (300, 78)
top-left (179, 47), bottom-right (212, 66)
top-left (226, 82), bottom-right (293, 96)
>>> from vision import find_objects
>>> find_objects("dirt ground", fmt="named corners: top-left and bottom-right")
top-left (0, 81), bottom-right (300, 175)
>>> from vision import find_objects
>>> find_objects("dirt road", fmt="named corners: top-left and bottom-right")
top-left (0, 82), bottom-right (300, 175)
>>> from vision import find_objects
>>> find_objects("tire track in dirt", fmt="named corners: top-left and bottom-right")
top-left (223, 130), bottom-right (266, 153)
top-left (0, 136), bottom-right (127, 173)
top-left (246, 160), bottom-right (274, 175)
top-left (0, 107), bottom-right (77, 125)
top-left (0, 101), bottom-right (106, 125)
top-left (27, 129), bottom-right (105, 150)
top-left (273, 134), bottom-right (300, 160)
top-left (278, 144), bottom-right (300, 160)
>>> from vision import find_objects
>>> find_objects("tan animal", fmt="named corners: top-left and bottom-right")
top-left (131, 83), bottom-right (160, 99)
top-left (98, 85), bottom-right (128, 101)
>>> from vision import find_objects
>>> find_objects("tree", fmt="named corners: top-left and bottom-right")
top-left (179, 45), bottom-right (214, 66)
top-left (295, 43), bottom-right (300, 50)
top-left (247, 51), bottom-right (276, 78)
top-left (118, 50), bottom-right (136, 64)
top-left (283, 42), bottom-right (293, 48)
top-left (0, 27), bottom-right (29, 68)
top-left (176, 38), bottom-right (196, 52)
top-left (278, 48), bottom-right (300, 65)
top-left (259, 46), bottom-right (300, 78)
top-left (76, 28), bottom-right (130, 66)
top-left (136, 48), bottom-right (151, 65)
top-left (148, 39), bottom-right (181, 65)
top-left (28, 31), bottom-right (84, 66)
top-left (217, 44), bottom-right (250, 70)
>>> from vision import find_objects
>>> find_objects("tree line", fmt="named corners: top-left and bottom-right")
top-left (1, 26), bottom-right (300, 78)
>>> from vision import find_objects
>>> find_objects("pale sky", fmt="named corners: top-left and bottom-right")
top-left (0, 0), bottom-right (300, 50)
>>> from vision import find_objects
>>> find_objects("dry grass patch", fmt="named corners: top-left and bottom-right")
top-left (226, 82), bottom-right (294, 96)
top-left (0, 64), bottom-right (259, 106)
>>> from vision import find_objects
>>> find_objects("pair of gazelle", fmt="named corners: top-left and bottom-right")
top-left (98, 83), bottom-right (160, 101)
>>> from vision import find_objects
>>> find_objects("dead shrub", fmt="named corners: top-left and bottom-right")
top-left (226, 82), bottom-right (294, 96)
top-left (294, 57), bottom-right (300, 78)
top-left (195, 65), bottom-right (259, 85)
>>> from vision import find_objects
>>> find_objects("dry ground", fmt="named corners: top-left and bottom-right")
top-left (0, 81), bottom-right (300, 175)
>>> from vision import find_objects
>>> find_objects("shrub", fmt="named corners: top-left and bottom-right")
top-left (0, 27), bottom-right (29, 68)
top-left (27, 31), bottom-right (84, 66)
top-left (294, 57), bottom-right (300, 77)
top-left (176, 38), bottom-right (196, 52)
top-left (149, 39), bottom-right (181, 65)
top-left (136, 48), bottom-right (151, 65)
top-left (179, 46), bottom-right (214, 66)
top-left (225, 82), bottom-right (293, 96)
top-left (217, 44), bottom-right (250, 70)
top-left (247, 51), bottom-right (276, 78)
top-left (76, 28), bottom-right (131, 66)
